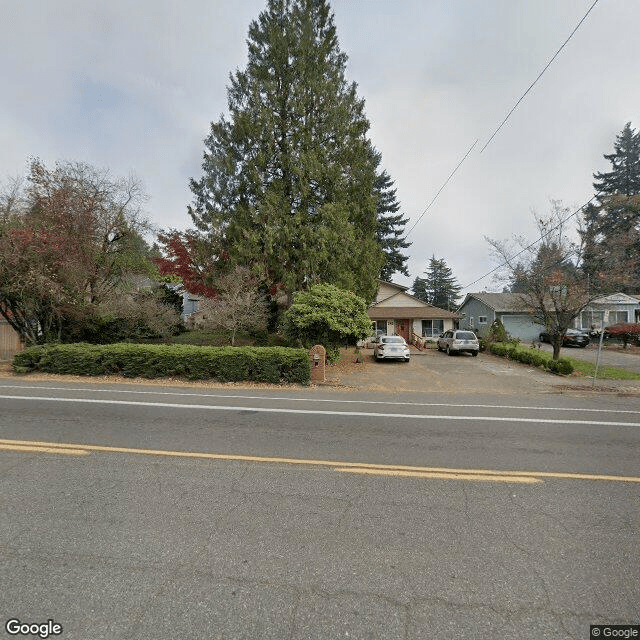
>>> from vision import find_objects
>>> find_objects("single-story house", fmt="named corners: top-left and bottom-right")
top-left (457, 292), bottom-right (543, 341)
top-left (575, 293), bottom-right (640, 331)
top-left (459, 291), bottom-right (640, 341)
top-left (368, 280), bottom-right (460, 342)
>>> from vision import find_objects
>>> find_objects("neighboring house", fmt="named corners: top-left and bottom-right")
top-left (575, 293), bottom-right (640, 331)
top-left (458, 292), bottom-right (543, 341)
top-left (459, 291), bottom-right (640, 341)
top-left (368, 280), bottom-right (460, 342)
top-left (0, 318), bottom-right (23, 361)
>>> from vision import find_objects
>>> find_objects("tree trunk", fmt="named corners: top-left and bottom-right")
top-left (552, 336), bottom-right (562, 360)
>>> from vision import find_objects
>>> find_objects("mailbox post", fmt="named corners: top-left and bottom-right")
top-left (308, 344), bottom-right (326, 383)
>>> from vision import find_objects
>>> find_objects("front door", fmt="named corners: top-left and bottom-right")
top-left (396, 319), bottom-right (410, 341)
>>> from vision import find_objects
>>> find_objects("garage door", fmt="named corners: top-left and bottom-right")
top-left (501, 315), bottom-right (544, 342)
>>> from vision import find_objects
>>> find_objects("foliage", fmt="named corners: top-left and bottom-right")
top-left (487, 201), bottom-right (593, 360)
top-left (187, 0), bottom-right (388, 303)
top-left (194, 266), bottom-right (268, 345)
top-left (412, 256), bottom-right (461, 309)
top-left (154, 230), bottom-right (220, 297)
top-left (0, 160), bottom-right (154, 344)
top-left (375, 170), bottom-right (410, 280)
top-left (605, 323), bottom-right (640, 348)
top-left (13, 343), bottom-right (311, 385)
top-left (282, 284), bottom-right (372, 363)
top-left (489, 342), bottom-right (573, 375)
top-left (486, 319), bottom-right (510, 343)
top-left (579, 122), bottom-right (640, 291)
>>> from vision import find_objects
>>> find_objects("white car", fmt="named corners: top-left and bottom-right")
top-left (437, 330), bottom-right (479, 356)
top-left (373, 335), bottom-right (410, 362)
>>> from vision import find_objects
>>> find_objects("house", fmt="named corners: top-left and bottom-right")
top-left (459, 291), bottom-right (640, 341)
top-left (457, 292), bottom-right (543, 341)
top-left (575, 293), bottom-right (640, 332)
top-left (368, 280), bottom-right (460, 342)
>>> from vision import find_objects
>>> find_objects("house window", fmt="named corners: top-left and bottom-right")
top-left (609, 311), bottom-right (628, 325)
top-left (581, 310), bottom-right (604, 330)
top-left (478, 316), bottom-right (487, 325)
top-left (373, 320), bottom-right (387, 334)
top-left (421, 319), bottom-right (444, 338)
top-left (469, 317), bottom-right (474, 328)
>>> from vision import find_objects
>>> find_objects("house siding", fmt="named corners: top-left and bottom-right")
top-left (458, 298), bottom-right (495, 336)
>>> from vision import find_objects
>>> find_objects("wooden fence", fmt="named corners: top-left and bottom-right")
top-left (0, 320), bottom-right (23, 361)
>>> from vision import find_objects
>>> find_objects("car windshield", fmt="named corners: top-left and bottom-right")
top-left (382, 336), bottom-right (405, 344)
top-left (456, 332), bottom-right (476, 340)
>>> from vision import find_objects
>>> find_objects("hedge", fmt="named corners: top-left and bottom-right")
top-left (13, 343), bottom-right (311, 385)
top-left (488, 342), bottom-right (573, 375)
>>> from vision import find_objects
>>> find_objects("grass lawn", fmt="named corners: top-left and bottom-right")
top-left (563, 355), bottom-right (640, 380)
top-left (510, 345), bottom-right (640, 380)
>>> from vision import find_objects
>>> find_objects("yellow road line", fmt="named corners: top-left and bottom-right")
top-left (0, 443), bottom-right (89, 456)
top-left (334, 467), bottom-right (542, 484)
top-left (0, 438), bottom-right (638, 484)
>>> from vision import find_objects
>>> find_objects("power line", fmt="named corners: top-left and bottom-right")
top-left (461, 194), bottom-right (599, 290)
top-left (480, 0), bottom-right (600, 153)
top-left (405, 139), bottom-right (478, 238)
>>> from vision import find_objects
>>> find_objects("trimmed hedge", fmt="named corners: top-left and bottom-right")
top-left (13, 343), bottom-right (311, 385)
top-left (489, 342), bottom-right (573, 375)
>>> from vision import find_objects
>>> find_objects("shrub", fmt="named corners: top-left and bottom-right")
top-left (488, 342), bottom-right (573, 375)
top-left (13, 343), bottom-right (311, 385)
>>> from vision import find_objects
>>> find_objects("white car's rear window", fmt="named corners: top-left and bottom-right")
top-left (382, 336), bottom-right (405, 344)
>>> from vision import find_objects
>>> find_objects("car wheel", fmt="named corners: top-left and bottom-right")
top-left (472, 351), bottom-right (478, 357)
top-left (446, 345), bottom-right (453, 356)
top-left (404, 357), bottom-right (410, 363)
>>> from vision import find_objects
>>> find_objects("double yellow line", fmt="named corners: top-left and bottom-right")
top-left (1, 438), bottom-right (639, 485)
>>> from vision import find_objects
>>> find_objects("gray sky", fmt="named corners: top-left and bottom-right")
top-left (2, 0), bottom-right (638, 294)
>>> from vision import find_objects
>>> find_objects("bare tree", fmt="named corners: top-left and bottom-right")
top-left (486, 201), bottom-right (593, 360)
top-left (196, 266), bottom-right (268, 345)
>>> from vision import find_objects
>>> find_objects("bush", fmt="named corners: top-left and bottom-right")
top-left (13, 343), bottom-right (311, 385)
top-left (488, 342), bottom-right (573, 375)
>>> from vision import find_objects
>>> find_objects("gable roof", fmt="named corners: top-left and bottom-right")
top-left (460, 292), bottom-right (534, 313)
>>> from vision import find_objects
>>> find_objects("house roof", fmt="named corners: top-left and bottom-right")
top-left (460, 292), bottom-right (534, 313)
top-left (368, 306), bottom-right (460, 320)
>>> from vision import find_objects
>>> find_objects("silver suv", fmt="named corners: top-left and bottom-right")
top-left (437, 330), bottom-right (479, 356)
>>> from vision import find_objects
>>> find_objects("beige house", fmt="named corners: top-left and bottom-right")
top-left (367, 280), bottom-right (460, 342)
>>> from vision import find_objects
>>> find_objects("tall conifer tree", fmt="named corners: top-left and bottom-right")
top-left (412, 256), bottom-right (461, 310)
top-left (375, 170), bottom-right (410, 280)
top-left (188, 0), bottom-right (403, 302)
top-left (580, 122), bottom-right (640, 290)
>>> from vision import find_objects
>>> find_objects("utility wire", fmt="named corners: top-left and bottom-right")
top-left (480, 0), bottom-right (600, 153)
top-left (461, 194), bottom-right (599, 290)
top-left (405, 139), bottom-right (478, 238)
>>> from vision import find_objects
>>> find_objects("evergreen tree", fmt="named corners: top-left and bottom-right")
top-left (413, 256), bottom-right (461, 310)
top-left (580, 123), bottom-right (640, 291)
top-left (188, 0), bottom-right (389, 303)
top-left (375, 170), bottom-right (410, 280)
top-left (412, 275), bottom-right (428, 303)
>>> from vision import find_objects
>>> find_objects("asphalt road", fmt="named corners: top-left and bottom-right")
top-left (1, 379), bottom-right (639, 639)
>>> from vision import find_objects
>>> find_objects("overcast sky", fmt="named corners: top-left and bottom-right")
top-left (2, 0), bottom-right (638, 294)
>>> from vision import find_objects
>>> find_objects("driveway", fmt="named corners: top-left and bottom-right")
top-left (331, 346), bottom-right (640, 396)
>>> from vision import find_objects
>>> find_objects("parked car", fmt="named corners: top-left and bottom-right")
top-left (373, 335), bottom-right (410, 362)
top-left (539, 329), bottom-right (590, 348)
top-left (437, 330), bottom-right (479, 356)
